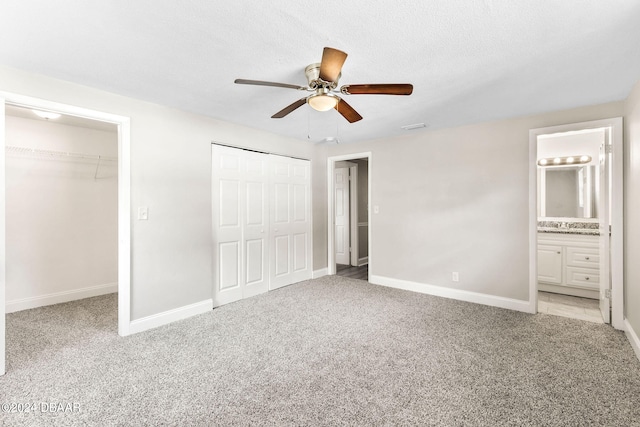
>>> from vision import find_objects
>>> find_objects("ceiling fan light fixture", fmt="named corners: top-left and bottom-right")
top-left (308, 93), bottom-right (338, 112)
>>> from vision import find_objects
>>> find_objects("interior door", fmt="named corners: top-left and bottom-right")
top-left (334, 167), bottom-right (350, 265)
top-left (598, 138), bottom-right (611, 323)
top-left (269, 155), bottom-right (312, 290)
top-left (242, 151), bottom-right (270, 299)
top-left (211, 145), bottom-right (269, 306)
top-left (212, 145), bottom-right (243, 306)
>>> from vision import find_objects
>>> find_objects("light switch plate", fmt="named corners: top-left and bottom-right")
top-left (138, 207), bottom-right (149, 220)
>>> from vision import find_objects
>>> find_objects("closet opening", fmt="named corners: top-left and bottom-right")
top-left (1, 95), bottom-right (131, 375)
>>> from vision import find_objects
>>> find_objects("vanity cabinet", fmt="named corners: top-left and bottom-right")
top-left (538, 244), bottom-right (563, 284)
top-left (537, 233), bottom-right (600, 298)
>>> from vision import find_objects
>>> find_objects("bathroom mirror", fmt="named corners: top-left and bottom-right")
top-left (538, 164), bottom-right (598, 219)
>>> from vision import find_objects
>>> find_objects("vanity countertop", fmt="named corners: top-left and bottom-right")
top-left (537, 227), bottom-right (600, 236)
top-left (537, 220), bottom-right (601, 236)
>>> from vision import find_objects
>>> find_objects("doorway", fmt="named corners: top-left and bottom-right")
top-left (327, 152), bottom-right (371, 280)
top-left (529, 118), bottom-right (623, 329)
top-left (0, 93), bottom-right (131, 375)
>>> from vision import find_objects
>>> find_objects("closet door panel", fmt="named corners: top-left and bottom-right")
top-left (212, 145), bottom-right (244, 306)
top-left (242, 151), bottom-right (269, 298)
top-left (269, 155), bottom-right (311, 289)
top-left (293, 184), bottom-right (307, 222)
top-left (293, 233), bottom-right (308, 272)
top-left (219, 242), bottom-right (240, 290)
top-left (219, 180), bottom-right (240, 227)
top-left (273, 183), bottom-right (289, 223)
top-left (245, 239), bottom-right (264, 285)
top-left (274, 235), bottom-right (290, 277)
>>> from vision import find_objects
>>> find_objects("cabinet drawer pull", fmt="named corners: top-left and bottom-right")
top-left (557, 251), bottom-right (561, 254)
top-left (585, 277), bottom-right (590, 280)
top-left (585, 256), bottom-right (590, 260)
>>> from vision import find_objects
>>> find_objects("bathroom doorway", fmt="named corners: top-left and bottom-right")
top-left (529, 118), bottom-right (623, 329)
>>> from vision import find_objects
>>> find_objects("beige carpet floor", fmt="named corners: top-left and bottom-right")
top-left (2, 276), bottom-right (640, 426)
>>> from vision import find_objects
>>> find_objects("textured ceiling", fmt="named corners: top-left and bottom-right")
top-left (1, 1), bottom-right (639, 143)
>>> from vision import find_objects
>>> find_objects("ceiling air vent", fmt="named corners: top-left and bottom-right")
top-left (401, 123), bottom-right (427, 131)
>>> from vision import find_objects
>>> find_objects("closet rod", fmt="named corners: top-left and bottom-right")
top-left (5, 145), bottom-right (117, 162)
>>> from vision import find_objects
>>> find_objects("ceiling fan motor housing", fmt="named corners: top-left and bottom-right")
top-left (305, 63), bottom-right (339, 89)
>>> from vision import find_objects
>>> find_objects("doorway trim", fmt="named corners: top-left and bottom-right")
top-left (349, 163), bottom-right (359, 267)
top-left (528, 117), bottom-right (623, 329)
top-left (0, 92), bottom-right (131, 374)
top-left (327, 152), bottom-right (371, 278)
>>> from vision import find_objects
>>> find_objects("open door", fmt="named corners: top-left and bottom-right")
top-left (334, 167), bottom-right (350, 265)
top-left (598, 137), bottom-right (611, 324)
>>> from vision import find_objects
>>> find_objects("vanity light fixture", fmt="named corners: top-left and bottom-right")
top-left (32, 109), bottom-right (61, 120)
top-left (537, 155), bottom-right (592, 167)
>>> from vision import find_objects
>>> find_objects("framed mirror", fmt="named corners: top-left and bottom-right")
top-left (538, 164), bottom-right (598, 219)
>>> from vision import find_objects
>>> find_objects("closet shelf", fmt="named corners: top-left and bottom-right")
top-left (5, 145), bottom-right (117, 163)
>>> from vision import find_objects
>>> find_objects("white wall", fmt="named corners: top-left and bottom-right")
top-left (323, 102), bottom-right (624, 303)
top-left (0, 65), bottom-right (318, 321)
top-left (624, 79), bottom-right (640, 339)
top-left (5, 115), bottom-right (118, 311)
top-left (312, 144), bottom-right (328, 272)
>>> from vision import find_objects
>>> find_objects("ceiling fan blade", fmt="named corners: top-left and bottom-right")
top-left (271, 97), bottom-right (308, 118)
top-left (319, 47), bottom-right (348, 83)
top-left (341, 84), bottom-right (413, 95)
top-left (335, 97), bottom-right (363, 123)
top-left (234, 79), bottom-right (307, 91)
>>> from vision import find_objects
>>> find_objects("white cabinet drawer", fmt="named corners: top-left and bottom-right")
top-left (566, 246), bottom-right (600, 268)
top-left (566, 266), bottom-right (599, 289)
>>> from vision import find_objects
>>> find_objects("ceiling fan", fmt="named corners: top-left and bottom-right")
top-left (234, 47), bottom-right (413, 123)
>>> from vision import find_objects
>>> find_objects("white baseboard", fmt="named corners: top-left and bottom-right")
top-left (6, 282), bottom-right (118, 313)
top-left (625, 319), bottom-right (640, 363)
top-left (312, 268), bottom-right (328, 279)
top-left (129, 299), bottom-right (213, 335)
top-left (358, 257), bottom-right (369, 266)
top-left (370, 275), bottom-right (531, 313)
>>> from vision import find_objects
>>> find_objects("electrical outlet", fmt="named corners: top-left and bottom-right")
top-left (452, 272), bottom-right (459, 282)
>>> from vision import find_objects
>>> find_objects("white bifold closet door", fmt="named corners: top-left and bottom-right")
top-left (211, 145), bottom-right (311, 307)
top-left (268, 155), bottom-right (312, 290)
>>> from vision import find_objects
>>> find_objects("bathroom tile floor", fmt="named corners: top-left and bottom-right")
top-left (538, 291), bottom-right (604, 324)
